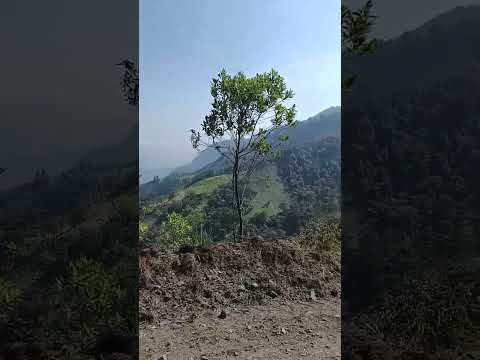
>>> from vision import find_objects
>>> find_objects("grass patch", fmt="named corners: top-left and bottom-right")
top-left (246, 164), bottom-right (290, 219)
top-left (294, 216), bottom-right (341, 255)
top-left (185, 175), bottom-right (230, 196)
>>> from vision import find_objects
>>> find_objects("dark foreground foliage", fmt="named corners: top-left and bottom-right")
top-left (0, 163), bottom-right (138, 359)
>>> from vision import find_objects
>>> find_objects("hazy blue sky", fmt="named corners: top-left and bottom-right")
top-left (140, 0), bottom-right (340, 169)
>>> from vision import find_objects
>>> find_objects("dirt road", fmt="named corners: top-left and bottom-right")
top-left (140, 298), bottom-right (340, 360)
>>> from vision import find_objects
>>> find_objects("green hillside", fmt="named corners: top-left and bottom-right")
top-left (246, 164), bottom-right (290, 219)
top-left (140, 137), bottom-right (340, 247)
top-left (139, 106), bottom-right (340, 200)
top-left (176, 174), bottom-right (230, 199)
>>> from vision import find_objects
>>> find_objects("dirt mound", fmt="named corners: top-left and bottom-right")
top-left (139, 238), bottom-right (340, 323)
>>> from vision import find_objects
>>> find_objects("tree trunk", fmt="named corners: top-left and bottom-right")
top-left (235, 171), bottom-right (243, 240)
top-left (231, 173), bottom-right (237, 241)
top-left (233, 143), bottom-right (243, 241)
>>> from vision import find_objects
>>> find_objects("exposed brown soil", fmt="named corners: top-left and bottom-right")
top-left (140, 299), bottom-right (340, 360)
top-left (139, 238), bottom-right (341, 359)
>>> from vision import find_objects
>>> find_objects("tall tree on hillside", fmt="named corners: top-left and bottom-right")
top-left (342, 0), bottom-right (377, 90)
top-left (117, 60), bottom-right (139, 107)
top-left (191, 69), bottom-right (297, 240)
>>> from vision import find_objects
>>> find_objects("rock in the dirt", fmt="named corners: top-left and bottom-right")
top-left (281, 327), bottom-right (287, 335)
top-left (178, 244), bottom-right (195, 254)
top-left (267, 290), bottom-right (279, 298)
top-left (140, 311), bottom-right (154, 322)
top-left (310, 289), bottom-right (317, 301)
top-left (218, 309), bottom-right (228, 319)
top-left (245, 281), bottom-right (259, 290)
top-left (176, 253), bottom-right (197, 273)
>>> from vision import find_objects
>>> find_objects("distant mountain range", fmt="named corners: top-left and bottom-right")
top-left (342, 5), bottom-right (480, 308)
top-left (169, 106), bottom-right (340, 176)
top-left (80, 125), bottom-right (138, 167)
top-left (345, 5), bottom-right (480, 105)
top-left (141, 136), bottom-right (341, 239)
top-left (140, 106), bottom-right (340, 200)
top-left (140, 167), bottom-right (172, 184)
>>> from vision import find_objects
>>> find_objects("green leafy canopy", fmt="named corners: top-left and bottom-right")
top-left (191, 68), bottom-right (297, 157)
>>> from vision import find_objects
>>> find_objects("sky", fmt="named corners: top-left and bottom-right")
top-left (3, 0), bottom-right (477, 189)
top-left (0, 0), bottom-right (137, 190)
top-left (140, 0), bottom-right (341, 170)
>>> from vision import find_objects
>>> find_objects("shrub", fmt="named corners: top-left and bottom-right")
top-left (0, 277), bottom-right (20, 321)
top-left (56, 258), bottom-right (125, 347)
top-left (139, 221), bottom-right (149, 243)
top-left (294, 216), bottom-right (340, 254)
top-left (249, 211), bottom-right (268, 227)
top-left (352, 270), bottom-right (475, 351)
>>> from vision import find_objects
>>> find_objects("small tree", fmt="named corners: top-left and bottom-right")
top-left (342, 0), bottom-right (377, 90)
top-left (165, 212), bottom-right (192, 247)
top-left (191, 69), bottom-right (296, 240)
top-left (117, 59), bottom-right (139, 106)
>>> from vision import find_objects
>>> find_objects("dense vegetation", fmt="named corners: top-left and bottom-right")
top-left (0, 163), bottom-right (138, 356)
top-left (0, 60), bottom-right (139, 357)
top-left (140, 135), bottom-right (340, 249)
top-left (342, 5), bottom-right (480, 356)
top-left (140, 107), bottom-right (340, 200)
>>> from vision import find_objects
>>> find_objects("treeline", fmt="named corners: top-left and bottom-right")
top-left (270, 137), bottom-right (340, 235)
top-left (343, 75), bottom-right (480, 309)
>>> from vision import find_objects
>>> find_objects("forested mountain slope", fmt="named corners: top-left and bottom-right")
top-left (140, 107), bottom-right (340, 200)
top-left (342, 5), bottom-right (480, 315)
top-left (140, 136), bottom-right (340, 244)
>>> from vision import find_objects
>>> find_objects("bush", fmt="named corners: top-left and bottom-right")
top-left (249, 211), bottom-right (268, 227)
top-left (294, 216), bottom-right (340, 254)
top-left (56, 257), bottom-right (126, 347)
top-left (352, 270), bottom-right (475, 351)
top-left (0, 277), bottom-right (20, 321)
top-left (139, 221), bottom-right (149, 243)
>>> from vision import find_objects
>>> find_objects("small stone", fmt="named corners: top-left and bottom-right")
top-left (267, 290), bottom-right (279, 298)
top-left (310, 289), bottom-right (317, 301)
top-left (281, 327), bottom-right (287, 335)
top-left (226, 349), bottom-right (239, 356)
top-left (218, 309), bottom-right (228, 319)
